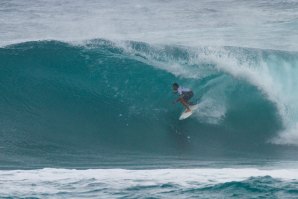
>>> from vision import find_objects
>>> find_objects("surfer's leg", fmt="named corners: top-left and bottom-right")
top-left (179, 98), bottom-right (191, 112)
top-left (183, 91), bottom-right (194, 106)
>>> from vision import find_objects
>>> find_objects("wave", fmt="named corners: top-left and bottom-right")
top-left (0, 39), bottom-right (298, 167)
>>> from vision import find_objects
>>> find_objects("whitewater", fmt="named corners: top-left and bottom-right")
top-left (1, 0), bottom-right (298, 198)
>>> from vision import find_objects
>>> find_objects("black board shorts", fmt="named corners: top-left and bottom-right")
top-left (182, 91), bottom-right (193, 101)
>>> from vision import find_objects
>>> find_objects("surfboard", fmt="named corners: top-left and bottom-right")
top-left (179, 104), bottom-right (199, 120)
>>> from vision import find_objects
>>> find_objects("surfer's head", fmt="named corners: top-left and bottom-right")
top-left (172, 83), bottom-right (179, 92)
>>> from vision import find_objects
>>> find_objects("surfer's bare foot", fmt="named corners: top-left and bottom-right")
top-left (185, 109), bottom-right (191, 113)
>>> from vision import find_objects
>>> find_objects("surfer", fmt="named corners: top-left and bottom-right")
top-left (172, 83), bottom-right (194, 112)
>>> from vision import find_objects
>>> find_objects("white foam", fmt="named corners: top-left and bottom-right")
top-left (0, 168), bottom-right (297, 197)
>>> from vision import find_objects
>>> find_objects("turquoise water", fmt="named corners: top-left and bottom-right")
top-left (1, 0), bottom-right (298, 198)
top-left (0, 40), bottom-right (294, 166)
top-left (1, 40), bottom-right (298, 197)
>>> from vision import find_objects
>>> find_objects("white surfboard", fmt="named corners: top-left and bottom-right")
top-left (179, 104), bottom-right (199, 120)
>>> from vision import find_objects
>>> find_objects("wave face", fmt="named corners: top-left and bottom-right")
top-left (1, 40), bottom-right (298, 167)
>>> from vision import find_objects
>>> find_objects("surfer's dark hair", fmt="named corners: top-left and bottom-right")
top-left (173, 83), bottom-right (179, 87)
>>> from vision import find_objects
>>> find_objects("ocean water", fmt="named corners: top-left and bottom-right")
top-left (1, 0), bottom-right (298, 198)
